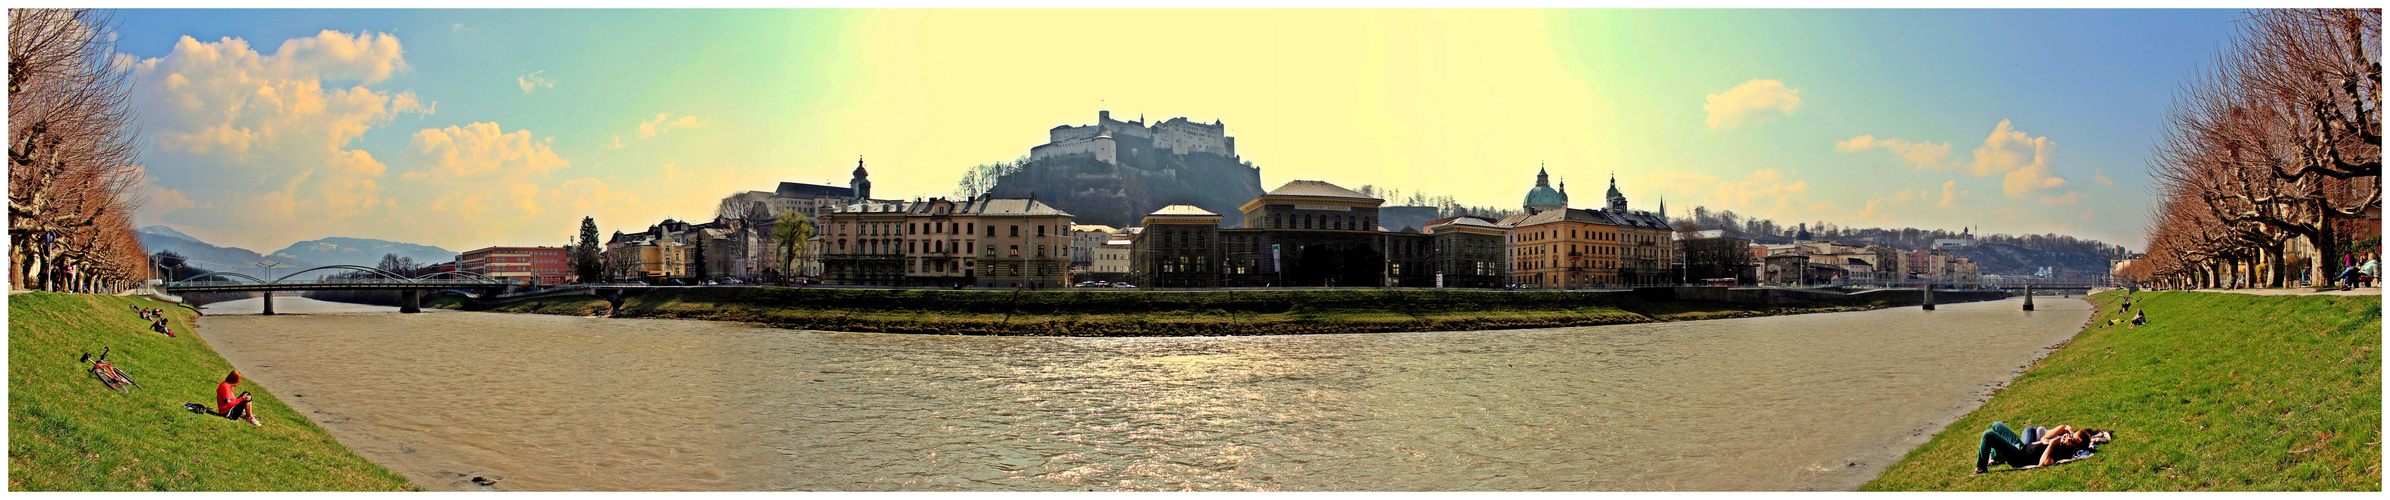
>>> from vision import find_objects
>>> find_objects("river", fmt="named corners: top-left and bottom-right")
top-left (194, 294), bottom-right (2091, 491)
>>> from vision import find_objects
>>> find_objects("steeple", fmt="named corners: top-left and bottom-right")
top-left (1660, 195), bottom-right (1667, 219)
top-left (849, 156), bottom-right (873, 201)
top-left (1605, 171), bottom-right (1627, 213)
top-left (1535, 163), bottom-right (1550, 188)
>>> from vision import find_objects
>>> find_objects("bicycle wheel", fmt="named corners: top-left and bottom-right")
top-left (109, 367), bottom-right (139, 389)
top-left (92, 367), bottom-right (128, 392)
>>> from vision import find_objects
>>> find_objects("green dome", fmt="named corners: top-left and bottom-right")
top-left (1523, 185), bottom-right (1568, 209)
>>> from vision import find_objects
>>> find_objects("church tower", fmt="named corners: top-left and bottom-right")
top-left (1605, 173), bottom-right (1628, 213)
top-left (1521, 163), bottom-right (1568, 214)
top-left (850, 156), bottom-right (873, 201)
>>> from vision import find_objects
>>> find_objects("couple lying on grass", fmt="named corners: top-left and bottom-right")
top-left (1975, 422), bottom-right (2114, 475)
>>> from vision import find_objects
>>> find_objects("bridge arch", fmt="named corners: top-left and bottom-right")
top-left (269, 265), bottom-right (412, 284)
top-left (171, 272), bottom-right (271, 285)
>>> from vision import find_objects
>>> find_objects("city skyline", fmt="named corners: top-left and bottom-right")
top-left (115, 9), bottom-right (2241, 252)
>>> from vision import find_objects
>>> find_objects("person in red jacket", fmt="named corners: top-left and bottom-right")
top-left (215, 371), bottom-right (258, 426)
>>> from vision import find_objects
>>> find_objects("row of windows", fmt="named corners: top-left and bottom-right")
top-left (1269, 212), bottom-right (1375, 231)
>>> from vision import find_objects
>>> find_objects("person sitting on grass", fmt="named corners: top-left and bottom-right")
top-left (1975, 422), bottom-right (2113, 475)
top-left (184, 371), bottom-right (259, 426)
top-left (2130, 310), bottom-right (2146, 327)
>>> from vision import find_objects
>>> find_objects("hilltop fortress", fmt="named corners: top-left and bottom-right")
top-left (988, 111), bottom-right (1265, 229)
top-left (1030, 110), bottom-right (1238, 164)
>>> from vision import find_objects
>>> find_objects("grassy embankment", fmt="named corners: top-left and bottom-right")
top-left (1865, 290), bottom-right (2379, 491)
top-left (432, 287), bottom-right (1939, 336)
top-left (8, 292), bottom-right (414, 491)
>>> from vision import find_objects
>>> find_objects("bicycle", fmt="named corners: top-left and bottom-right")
top-left (81, 347), bottom-right (140, 392)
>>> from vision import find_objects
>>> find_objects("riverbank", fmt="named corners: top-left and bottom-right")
top-left (1863, 290), bottom-right (2381, 491)
top-left (429, 286), bottom-right (1996, 336)
top-left (7, 292), bottom-right (415, 491)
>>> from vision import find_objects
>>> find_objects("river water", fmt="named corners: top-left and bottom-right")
top-left (195, 295), bottom-right (2091, 491)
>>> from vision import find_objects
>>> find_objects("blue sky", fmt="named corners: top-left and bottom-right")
top-left (107, 9), bottom-right (2246, 252)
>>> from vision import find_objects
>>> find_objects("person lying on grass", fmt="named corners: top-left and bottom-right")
top-left (183, 371), bottom-right (259, 426)
top-left (1974, 422), bottom-right (2113, 475)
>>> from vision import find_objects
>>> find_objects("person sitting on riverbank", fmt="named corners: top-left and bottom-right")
top-left (188, 371), bottom-right (259, 426)
top-left (1975, 423), bottom-right (2111, 474)
top-left (2130, 311), bottom-right (2146, 327)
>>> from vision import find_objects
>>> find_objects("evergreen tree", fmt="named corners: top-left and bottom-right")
top-left (573, 216), bottom-right (603, 283)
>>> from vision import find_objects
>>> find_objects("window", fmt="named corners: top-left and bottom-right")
top-left (1010, 245), bottom-right (1019, 256)
top-left (1038, 225), bottom-right (1046, 237)
top-left (1010, 226), bottom-right (1019, 237)
top-left (987, 226), bottom-right (996, 237)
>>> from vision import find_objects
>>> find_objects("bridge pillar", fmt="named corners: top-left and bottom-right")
top-left (2023, 285), bottom-right (2035, 311)
top-left (399, 290), bottom-right (421, 314)
top-left (261, 292), bottom-right (274, 315)
top-left (1921, 286), bottom-right (1935, 311)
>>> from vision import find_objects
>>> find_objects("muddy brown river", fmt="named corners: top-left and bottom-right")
top-left (194, 294), bottom-right (2090, 491)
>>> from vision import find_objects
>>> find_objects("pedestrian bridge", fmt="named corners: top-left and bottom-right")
top-left (157, 265), bottom-right (510, 314)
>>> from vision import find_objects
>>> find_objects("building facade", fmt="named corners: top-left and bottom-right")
top-left (1497, 170), bottom-right (1676, 288)
top-left (459, 246), bottom-right (571, 286)
top-left (1132, 205), bottom-right (1222, 288)
top-left (816, 197), bottom-right (1072, 288)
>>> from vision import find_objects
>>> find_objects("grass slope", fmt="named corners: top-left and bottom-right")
top-left (436, 287), bottom-right (1925, 336)
top-left (1864, 291), bottom-right (2380, 491)
top-left (8, 292), bottom-right (414, 491)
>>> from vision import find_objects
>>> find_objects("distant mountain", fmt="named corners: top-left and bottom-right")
top-left (136, 225), bottom-right (319, 277)
top-left (266, 237), bottom-right (456, 269)
top-left (135, 225), bottom-right (202, 243)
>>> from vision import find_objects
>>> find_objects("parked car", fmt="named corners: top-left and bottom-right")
top-left (1113, 283), bottom-right (1136, 288)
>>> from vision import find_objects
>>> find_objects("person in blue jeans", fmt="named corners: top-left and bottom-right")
top-left (1976, 422), bottom-right (2110, 474)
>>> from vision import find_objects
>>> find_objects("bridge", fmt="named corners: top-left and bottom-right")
top-left (157, 265), bottom-right (509, 314)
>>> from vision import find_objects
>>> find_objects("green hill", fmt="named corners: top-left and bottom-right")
top-left (1864, 291), bottom-right (2380, 491)
top-left (8, 292), bottom-right (412, 491)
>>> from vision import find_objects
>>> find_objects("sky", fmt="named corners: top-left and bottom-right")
top-left (107, 8), bottom-right (2247, 253)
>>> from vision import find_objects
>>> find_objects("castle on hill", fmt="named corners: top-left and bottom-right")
top-left (1030, 110), bottom-right (1237, 164)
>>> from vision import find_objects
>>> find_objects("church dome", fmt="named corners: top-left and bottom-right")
top-left (1523, 185), bottom-right (1567, 210)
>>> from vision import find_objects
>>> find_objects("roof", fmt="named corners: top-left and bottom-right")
top-left (968, 198), bottom-right (1072, 217)
top-left (1072, 224), bottom-right (1119, 233)
top-left (1523, 185), bottom-right (1567, 209)
top-left (1263, 180), bottom-right (1377, 200)
top-left (1148, 204), bottom-right (1217, 216)
top-left (773, 182), bottom-right (850, 198)
top-left (1430, 217), bottom-right (1504, 230)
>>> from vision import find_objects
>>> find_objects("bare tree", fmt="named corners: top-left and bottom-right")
top-left (9, 8), bottom-right (145, 291)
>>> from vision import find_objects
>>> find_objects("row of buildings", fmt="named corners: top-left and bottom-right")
top-left (811, 167), bottom-right (1682, 289)
top-left (448, 157), bottom-right (1981, 290)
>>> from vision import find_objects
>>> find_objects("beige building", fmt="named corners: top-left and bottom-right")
top-left (818, 196), bottom-right (1073, 288)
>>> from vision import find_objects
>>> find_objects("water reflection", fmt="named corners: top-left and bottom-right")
top-left (198, 297), bottom-right (2088, 491)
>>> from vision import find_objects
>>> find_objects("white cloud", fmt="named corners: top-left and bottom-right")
top-left (126, 31), bottom-right (429, 246)
top-left (636, 113), bottom-right (706, 139)
top-left (2039, 192), bottom-right (2086, 206)
top-left (1938, 179), bottom-right (1969, 207)
top-left (604, 135), bottom-right (626, 149)
top-left (1703, 79), bottom-right (1802, 129)
top-left (2093, 168), bottom-right (2116, 187)
top-left (1838, 119), bottom-right (2066, 197)
top-left (517, 70), bottom-right (556, 94)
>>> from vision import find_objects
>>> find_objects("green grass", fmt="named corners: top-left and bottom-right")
top-left (1864, 290), bottom-right (2380, 491)
top-left (438, 287), bottom-right (1958, 336)
top-left (8, 292), bottom-right (414, 491)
